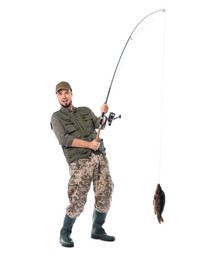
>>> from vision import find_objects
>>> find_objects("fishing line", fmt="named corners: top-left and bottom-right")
top-left (153, 12), bottom-right (166, 225)
top-left (158, 11), bottom-right (166, 184)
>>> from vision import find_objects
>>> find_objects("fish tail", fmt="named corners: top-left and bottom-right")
top-left (157, 215), bottom-right (164, 224)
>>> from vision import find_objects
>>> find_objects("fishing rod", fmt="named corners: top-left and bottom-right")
top-left (96, 8), bottom-right (166, 141)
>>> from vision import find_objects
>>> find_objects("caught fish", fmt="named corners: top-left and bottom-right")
top-left (153, 183), bottom-right (165, 224)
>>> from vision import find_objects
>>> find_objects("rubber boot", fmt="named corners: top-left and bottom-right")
top-left (59, 214), bottom-right (76, 247)
top-left (91, 209), bottom-right (115, 242)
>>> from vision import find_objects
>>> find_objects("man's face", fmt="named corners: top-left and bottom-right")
top-left (56, 89), bottom-right (72, 107)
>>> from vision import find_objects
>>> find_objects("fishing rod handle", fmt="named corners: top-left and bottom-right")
top-left (95, 127), bottom-right (101, 141)
top-left (95, 111), bottom-right (105, 141)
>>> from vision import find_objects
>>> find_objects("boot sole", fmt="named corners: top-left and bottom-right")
top-left (59, 241), bottom-right (74, 247)
top-left (91, 234), bottom-right (115, 242)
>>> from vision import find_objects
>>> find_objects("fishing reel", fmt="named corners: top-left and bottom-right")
top-left (108, 112), bottom-right (121, 126)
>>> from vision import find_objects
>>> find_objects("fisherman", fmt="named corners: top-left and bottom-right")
top-left (50, 81), bottom-right (115, 247)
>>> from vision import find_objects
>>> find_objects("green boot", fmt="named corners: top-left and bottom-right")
top-left (59, 214), bottom-right (76, 247)
top-left (91, 209), bottom-right (115, 242)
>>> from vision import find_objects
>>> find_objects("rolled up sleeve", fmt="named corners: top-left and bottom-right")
top-left (51, 115), bottom-right (74, 147)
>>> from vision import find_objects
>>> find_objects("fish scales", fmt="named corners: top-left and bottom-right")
top-left (153, 183), bottom-right (165, 224)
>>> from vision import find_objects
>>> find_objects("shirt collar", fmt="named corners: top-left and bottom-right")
top-left (60, 106), bottom-right (76, 113)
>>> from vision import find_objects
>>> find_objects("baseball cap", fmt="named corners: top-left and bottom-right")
top-left (55, 81), bottom-right (72, 93)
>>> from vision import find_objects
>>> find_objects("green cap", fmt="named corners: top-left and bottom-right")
top-left (55, 81), bottom-right (72, 93)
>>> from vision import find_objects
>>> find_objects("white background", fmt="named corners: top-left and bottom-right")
top-left (1, 0), bottom-right (213, 259)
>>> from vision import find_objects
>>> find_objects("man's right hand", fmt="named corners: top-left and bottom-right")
top-left (90, 140), bottom-right (100, 151)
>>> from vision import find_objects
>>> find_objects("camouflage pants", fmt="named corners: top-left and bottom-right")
top-left (66, 153), bottom-right (114, 219)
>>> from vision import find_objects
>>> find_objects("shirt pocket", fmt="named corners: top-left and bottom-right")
top-left (65, 124), bottom-right (81, 138)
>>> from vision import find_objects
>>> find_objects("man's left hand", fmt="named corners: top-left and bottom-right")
top-left (101, 103), bottom-right (109, 114)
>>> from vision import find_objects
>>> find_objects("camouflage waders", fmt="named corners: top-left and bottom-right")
top-left (66, 153), bottom-right (114, 218)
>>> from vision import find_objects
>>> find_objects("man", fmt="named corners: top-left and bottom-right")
top-left (50, 81), bottom-right (115, 247)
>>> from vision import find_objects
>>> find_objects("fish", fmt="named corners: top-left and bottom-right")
top-left (153, 183), bottom-right (165, 224)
